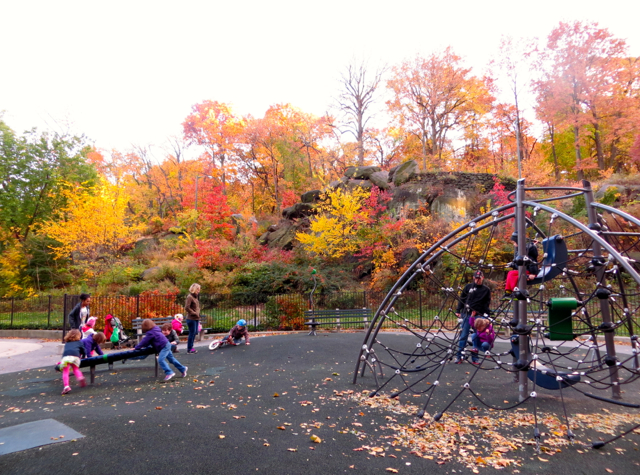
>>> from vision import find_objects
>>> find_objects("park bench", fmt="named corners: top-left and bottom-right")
top-left (305, 308), bottom-right (372, 336)
top-left (132, 317), bottom-right (173, 343)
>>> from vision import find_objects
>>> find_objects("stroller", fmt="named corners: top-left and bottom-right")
top-left (105, 314), bottom-right (131, 349)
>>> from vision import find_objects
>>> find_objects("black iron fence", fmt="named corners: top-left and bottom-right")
top-left (1, 289), bottom-right (638, 337)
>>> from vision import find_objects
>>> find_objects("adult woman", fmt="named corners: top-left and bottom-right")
top-left (184, 283), bottom-right (201, 354)
top-left (68, 293), bottom-right (91, 330)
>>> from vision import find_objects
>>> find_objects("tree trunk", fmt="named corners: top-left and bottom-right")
top-left (593, 122), bottom-right (605, 170)
top-left (573, 124), bottom-right (584, 181)
top-left (547, 123), bottom-right (560, 181)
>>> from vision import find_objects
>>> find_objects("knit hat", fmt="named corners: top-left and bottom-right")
top-left (86, 316), bottom-right (97, 327)
top-left (474, 270), bottom-right (484, 279)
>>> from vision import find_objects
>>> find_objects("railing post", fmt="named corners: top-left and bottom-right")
top-left (253, 294), bottom-right (257, 328)
top-left (47, 295), bottom-right (52, 328)
top-left (62, 293), bottom-right (68, 343)
top-left (10, 297), bottom-right (14, 329)
top-left (136, 295), bottom-right (140, 321)
top-left (419, 289), bottom-right (423, 327)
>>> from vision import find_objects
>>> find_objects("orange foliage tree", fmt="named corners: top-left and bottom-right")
top-left (183, 101), bottom-right (246, 189)
top-left (386, 48), bottom-right (495, 171)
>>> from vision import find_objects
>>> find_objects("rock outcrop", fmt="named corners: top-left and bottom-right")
top-left (258, 160), bottom-right (516, 249)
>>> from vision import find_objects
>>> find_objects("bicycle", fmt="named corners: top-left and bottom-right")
top-left (208, 334), bottom-right (235, 351)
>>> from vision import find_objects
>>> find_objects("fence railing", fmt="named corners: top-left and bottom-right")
top-left (1, 289), bottom-right (638, 338)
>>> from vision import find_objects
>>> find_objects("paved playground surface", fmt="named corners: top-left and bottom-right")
top-left (0, 333), bottom-right (638, 475)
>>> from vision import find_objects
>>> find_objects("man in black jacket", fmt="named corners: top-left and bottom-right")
top-left (454, 270), bottom-right (491, 364)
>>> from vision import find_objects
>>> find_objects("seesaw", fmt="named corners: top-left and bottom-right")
top-left (55, 347), bottom-right (158, 383)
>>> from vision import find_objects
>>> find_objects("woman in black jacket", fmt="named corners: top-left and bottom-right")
top-left (68, 293), bottom-right (91, 330)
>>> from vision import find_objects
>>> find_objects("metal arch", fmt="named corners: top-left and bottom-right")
top-left (522, 200), bottom-right (640, 282)
top-left (592, 202), bottom-right (640, 229)
top-left (507, 186), bottom-right (588, 203)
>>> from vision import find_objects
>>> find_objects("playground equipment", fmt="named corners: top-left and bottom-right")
top-left (56, 346), bottom-right (157, 383)
top-left (353, 179), bottom-right (640, 451)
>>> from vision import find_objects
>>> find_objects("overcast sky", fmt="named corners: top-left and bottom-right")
top-left (1, 0), bottom-right (639, 154)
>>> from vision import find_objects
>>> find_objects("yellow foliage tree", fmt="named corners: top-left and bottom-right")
top-left (42, 178), bottom-right (142, 260)
top-left (296, 187), bottom-right (369, 259)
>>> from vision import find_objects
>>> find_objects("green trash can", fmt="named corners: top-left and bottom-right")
top-left (547, 298), bottom-right (578, 340)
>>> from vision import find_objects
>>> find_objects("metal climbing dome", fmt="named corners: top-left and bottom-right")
top-left (353, 179), bottom-right (640, 450)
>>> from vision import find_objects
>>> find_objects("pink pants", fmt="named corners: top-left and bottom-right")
top-left (62, 364), bottom-right (84, 387)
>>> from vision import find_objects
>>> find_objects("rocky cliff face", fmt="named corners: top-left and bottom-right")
top-left (259, 160), bottom-right (516, 250)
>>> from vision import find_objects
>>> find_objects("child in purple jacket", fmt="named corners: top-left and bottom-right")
top-left (469, 317), bottom-right (495, 365)
top-left (81, 332), bottom-right (106, 357)
top-left (134, 319), bottom-right (188, 381)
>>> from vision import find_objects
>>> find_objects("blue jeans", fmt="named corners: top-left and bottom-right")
top-left (233, 338), bottom-right (245, 346)
top-left (186, 319), bottom-right (198, 351)
top-left (158, 342), bottom-right (186, 376)
top-left (471, 334), bottom-right (491, 362)
top-left (457, 311), bottom-right (472, 358)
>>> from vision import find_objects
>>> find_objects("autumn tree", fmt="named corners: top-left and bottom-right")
top-left (386, 48), bottom-right (494, 170)
top-left (335, 60), bottom-right (386, 166)
top-left (42, 177), bottom-right (142, 261)
top-left (0, 119), bottom-right (97, 243)
top-left (183, 101), bottom-right (245, 189)
top-left (492, 36), bottom-right (536, 178)
top-left (296, 187), bottom-right (370, 259)
top-left (240, 105), bottom-right (331, 213)
top-left (534, 21), bottom-right (636, 179)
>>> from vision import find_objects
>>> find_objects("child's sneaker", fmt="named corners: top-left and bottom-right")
top-left (469, 348), bottom-right (479, 354)
top-left (79, 378), bottom-right (87, 388)
top-left (182, 367), bottom-right (188, 378)
top-left (62, 386), bottom-right (71, 395)
top-left (164, 373), bottom-right (175, 382)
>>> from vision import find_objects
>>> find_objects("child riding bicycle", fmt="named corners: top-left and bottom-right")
top-left (209, 319), bottom-right (250, 350)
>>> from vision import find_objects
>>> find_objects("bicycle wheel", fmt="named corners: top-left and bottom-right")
top-left (209, 340), bottom-right (221, 351)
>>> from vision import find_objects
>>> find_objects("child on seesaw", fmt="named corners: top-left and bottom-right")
top-left (60, 329), bottom-right (86, 395)
top-left (134, 319), bottom-right (188, 381)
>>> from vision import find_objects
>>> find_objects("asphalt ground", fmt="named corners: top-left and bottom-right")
top-left (0, 333), bottom-right (638, 475)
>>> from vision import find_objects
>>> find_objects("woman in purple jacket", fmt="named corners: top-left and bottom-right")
top-left (134, 319), bottom-right (188, 381)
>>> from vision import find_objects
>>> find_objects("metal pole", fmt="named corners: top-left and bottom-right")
top-left (516, 178), bottom-right (529, 402)
top-left (583, 180), bottom-right (621, 399)
top-left (47, 295), bottom-right (51, 328)
top-left (10, 297), bottom-right (14, 329)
